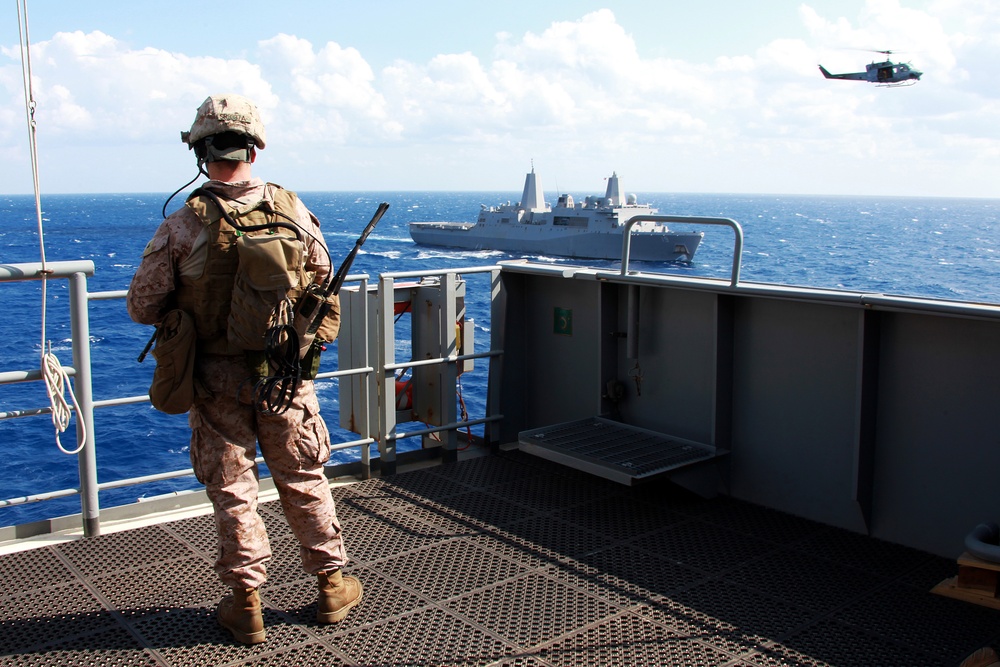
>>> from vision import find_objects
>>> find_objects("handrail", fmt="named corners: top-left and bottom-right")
top-left (0, 261), bottom-right (505, 532)
top-left (0, 272), bottom-right (383, 516)
top-left (0, 368), bottom-right (76, 385)
top-left (0, 260), bottom-right (95, 281)
top-left (384, 349), bottom-right (500, 372)
top-left (380, 265), bottom-right (501, 280)
top-left (620, 215), bottom-right (744, 286)
top-left (0, 261), bottom-right (100, 536)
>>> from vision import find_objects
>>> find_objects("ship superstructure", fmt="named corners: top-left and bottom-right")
top-left (409, 169), bottom-right (703, 262)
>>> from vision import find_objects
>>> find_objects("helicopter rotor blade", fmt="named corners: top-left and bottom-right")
top-left (843, 47), bottom-right (897, 55)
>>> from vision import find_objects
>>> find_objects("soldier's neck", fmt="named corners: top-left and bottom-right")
top-left (206, 160), bottom-right (253, 183)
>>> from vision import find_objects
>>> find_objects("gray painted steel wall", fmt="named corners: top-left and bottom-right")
top-left (497, 264), bottom-right (1000, 558)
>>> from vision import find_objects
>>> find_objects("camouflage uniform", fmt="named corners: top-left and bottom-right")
top-left (127, 178), bottom-right (347, 590)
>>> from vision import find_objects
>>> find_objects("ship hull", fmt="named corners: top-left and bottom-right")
top-left (409, 221), bottom-right (703, 262)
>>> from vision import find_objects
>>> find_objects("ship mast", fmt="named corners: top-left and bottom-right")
top-left (604, 172), bottom-right (623, 206)
top-left (520, 166), bottom-right (546, 212)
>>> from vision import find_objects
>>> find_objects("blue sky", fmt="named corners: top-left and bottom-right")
top-left (1, 0), bottom-right (997, 197)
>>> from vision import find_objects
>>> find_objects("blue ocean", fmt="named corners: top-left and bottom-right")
top-left (1, 190), bottom-right (998, 527)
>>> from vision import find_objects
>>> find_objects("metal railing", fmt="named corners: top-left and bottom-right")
top-left (0, 261), bottom-right (100, 536)
top-left (620, 215), bottom-right (744, 286)
top-left (375, 267), bottom-right (504, 476)
top-left (0, 261), bottom-right (504, 535)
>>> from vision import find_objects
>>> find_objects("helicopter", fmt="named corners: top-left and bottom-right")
top-left (818, 50), bottom-right (922, 87)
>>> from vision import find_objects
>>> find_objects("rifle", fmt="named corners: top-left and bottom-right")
top-left (297, 202), bottom-right (389, 335)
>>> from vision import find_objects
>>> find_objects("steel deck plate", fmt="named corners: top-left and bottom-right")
top-left (0, 451), bottom-right (996, 666)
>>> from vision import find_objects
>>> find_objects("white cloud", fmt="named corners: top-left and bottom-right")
top-left (256, 33), bottom-right (400, 147)
top-left (0, 2), bottom-right (999, 196)
top-left (2, 30), bottom-right (273, 146)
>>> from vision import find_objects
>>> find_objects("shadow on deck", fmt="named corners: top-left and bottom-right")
top-left (1, 450), bottom-right (997, 666)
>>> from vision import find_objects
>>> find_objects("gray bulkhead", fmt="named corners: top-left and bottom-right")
top-left (495, 262), bottom-right (1000, 559)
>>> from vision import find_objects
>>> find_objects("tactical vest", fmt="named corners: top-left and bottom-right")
top-left (176, 186), bottom-right (312, 355)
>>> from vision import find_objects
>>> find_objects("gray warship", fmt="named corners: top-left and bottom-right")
top-left (409, 168), bottom-right (704, 262)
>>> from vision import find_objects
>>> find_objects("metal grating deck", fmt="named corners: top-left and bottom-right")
top-left (519, 417), bottom-right (720, 484)
top-left (1, 450), bottom-right (997, 666)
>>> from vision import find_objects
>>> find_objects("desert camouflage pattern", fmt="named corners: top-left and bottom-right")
top-left (181, 93), bottom-right (267, 149)
top-left (127, 180), bottom-right (328, 321)
top-left (127, 178), bottom-right (345, 589)
top-left (190, 354), bottom-right (346, 588)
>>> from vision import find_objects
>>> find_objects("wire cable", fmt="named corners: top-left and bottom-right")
top-left (161, 170), bottom-right (203, 219)
top-left (252, 299), bottom-right (301, 415)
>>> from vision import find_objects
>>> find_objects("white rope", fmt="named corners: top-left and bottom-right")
top-left (18, 0), bottom-right (87, 456)
top-left (42, 345), bottom-right (85, 455)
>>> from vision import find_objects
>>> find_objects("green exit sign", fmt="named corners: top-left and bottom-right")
top-left (553, 307), bottom-right (572, 336)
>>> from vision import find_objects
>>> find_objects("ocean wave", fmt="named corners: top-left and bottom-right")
top-left (413, 249), bottom-right (502, 261)
top-left (365, 250), bottom-right (401, 260)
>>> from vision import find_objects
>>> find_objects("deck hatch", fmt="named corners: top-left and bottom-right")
top-left (518, 417), bottom-right (719, 485)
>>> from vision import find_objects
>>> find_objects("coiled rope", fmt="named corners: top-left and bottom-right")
top-left (17, 0), bottom-right (86, 455)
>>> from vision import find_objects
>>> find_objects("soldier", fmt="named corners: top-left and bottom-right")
top-left (127, 93), bottom-right (362, 645)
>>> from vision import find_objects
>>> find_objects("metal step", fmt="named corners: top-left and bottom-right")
top-left (518, 417), bottom-right (722, 485)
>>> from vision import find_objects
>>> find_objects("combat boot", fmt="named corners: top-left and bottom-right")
top-left (316, 569), bottom-right (363, 623)
top-left (217, 587), bottom-right (266, 644)
top-left (960, 647), bottom-right (1000, 667)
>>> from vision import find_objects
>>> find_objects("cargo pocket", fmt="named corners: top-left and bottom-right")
top-left (296, 392), bottom-right (332, 468)
top-left (187, 409), bottom-right (213, 486)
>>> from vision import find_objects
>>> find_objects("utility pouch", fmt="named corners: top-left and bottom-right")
top-left (292, 290), bottom-right (341, 357)
top-left (237, 233), bottom-right (303, 291)
top-left (244, 349), bottom-right (270, 379)
top-left (301, 340), bottom-right (324, 380)
top-left (228, 232), bottom-right (306, 351)
top-left (149, 309), bottom-right (198, 414)
top-left (315, 293), bottom-right (341, 343)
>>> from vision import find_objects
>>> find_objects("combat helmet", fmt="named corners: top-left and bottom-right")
top-left (181, 94), bottom-right (266, 163)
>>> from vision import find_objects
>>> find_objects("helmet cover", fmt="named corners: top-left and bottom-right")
top-left (180, 94), bottom-right (267, 150)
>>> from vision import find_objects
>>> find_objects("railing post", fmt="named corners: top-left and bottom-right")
top-left (486, 268), bottom-right (504, 453)
top-left (377, 274), bottom-right (397, 476)
top-left (69, 271), bottom-right (100, 536)
top-left (441, 272), bottom-right (459, 462)
top-left (358, 277), bottom-right (373, 480)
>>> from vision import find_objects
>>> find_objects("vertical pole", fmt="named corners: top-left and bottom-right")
top-left (69, 272), bottom-right (100, 536)
top-left (852, 308), bottom-right (880, 533)
top-left (358, 277), bottom-right (372, 480)
top-left (486, 269), bottom-right (503, 452)
top-left (626, 285), bottom-right (640, 360)
top-left (377, 275), bottom-right (397, 476)
top-left (441, 272), bottom-right (459, 462)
